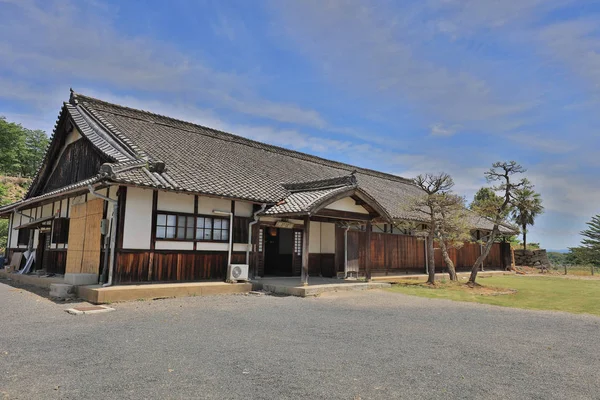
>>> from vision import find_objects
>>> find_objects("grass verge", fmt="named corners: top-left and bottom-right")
top-left (388, 275), bottom-right (600, 316)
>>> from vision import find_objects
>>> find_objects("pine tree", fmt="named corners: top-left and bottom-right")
top-left (580, 215), bottom-right (600, 265)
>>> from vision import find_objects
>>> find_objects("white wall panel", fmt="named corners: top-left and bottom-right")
top-left (325, 197), bottom-right (369, 214)
top-left (309, 221), bottom-right (321, 253)
top-left (320, 222), bottom-right (336, 253)
top-left (155, 241), bottom-right (194, 250)
top-left (157, 191), bottom-right (194, 213)
top-left (234, 201), bottom-right (253, 217)
top-left (122, 187), bottom-right (153, 249)
top-left (197, 196), bottom-right (231, 215)
top-left (196, 242), bottom-right (228, 251)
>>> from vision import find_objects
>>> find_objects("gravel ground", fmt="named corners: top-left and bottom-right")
top-left (1, 279), bottom-right (599, 400)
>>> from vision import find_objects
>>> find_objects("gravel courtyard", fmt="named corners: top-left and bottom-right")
top-left (1, 280), bottom-right (599, 400)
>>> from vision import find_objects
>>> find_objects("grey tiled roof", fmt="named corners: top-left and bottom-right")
top-left (264, 186), bottom-right (354, 216)
top-left (0, 176), bottom-right (102, 214)
top-left (4, 91), bottom-right (516, 234)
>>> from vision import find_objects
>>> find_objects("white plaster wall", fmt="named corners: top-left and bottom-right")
top-left (197, 196), bottom-right (231, 215)
top-left (234, 201), bottom-right (253, 217)
top-left (8, 213), bottom-right (17, 248)
top-left (157, 191), bottom-right (194, 213)
top-left (196, 242), bottom-right (228, 251)
top-left (325, 197), bottom-right (369, 214)
top-left (155, 241), bottom-right (194, 250)
top-left (41, 203), bottom-right (53, 218)
top-left (320, 222), bottom-right (336, 253)
top-left (309, 221), bottom-right (321, 253)
top-left (122, 187), bottom-right (153, 249)
top-left (60, 199), bottom-right (68, 217)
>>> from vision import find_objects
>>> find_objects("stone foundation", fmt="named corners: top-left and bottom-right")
top-left (513, 249), bottom-right (550, 267)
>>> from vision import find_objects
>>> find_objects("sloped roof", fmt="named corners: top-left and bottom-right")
top-left (2, 90), bottom-right (516, 234)
top-left (263, 175), bottom-right (392, 221)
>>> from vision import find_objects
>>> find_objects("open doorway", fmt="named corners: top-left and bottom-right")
top-left (263, 227), bottom-right (294, 276)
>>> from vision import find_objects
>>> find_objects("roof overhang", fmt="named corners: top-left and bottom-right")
top-left (262, 183), bottom-right (393, 223)
top-left (13, 215), bottom-right (54, 230)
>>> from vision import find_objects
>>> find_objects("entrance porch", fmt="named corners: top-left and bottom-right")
top-left (253, 276), bottom-right (391, 297)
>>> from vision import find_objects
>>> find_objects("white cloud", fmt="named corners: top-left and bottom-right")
top-left (430, 123), bottom-right (459, 136)
top-left (268, 0), bottom-right (538, 133)
top-left (0, 0), bottom-right (327, 128)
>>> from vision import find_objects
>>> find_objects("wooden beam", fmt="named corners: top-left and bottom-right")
top-left (314, 209), bottom-right (371, 221)
top-left (150, 190), bottom-right (158, 251)
top-left (365, 220), bottom-right (372, 281)
top-left (301, 215), bottom-right (310, 286)
top-left (193, 195), bottom-right (198, 251)
top-left (115, 186), bottom-right (127, 251)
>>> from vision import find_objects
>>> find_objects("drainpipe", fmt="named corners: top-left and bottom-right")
top-left (88, 185), bottom-right (118, 287)
top-left (213, 210), bottom-right (234, 269)
top-left (344, 225), bottom-right (350, 278)
top-left (247, 204), bottom-right (267, 269)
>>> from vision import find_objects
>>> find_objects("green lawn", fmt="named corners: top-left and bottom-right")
top-left (388, 275), bottom-right (600, 316)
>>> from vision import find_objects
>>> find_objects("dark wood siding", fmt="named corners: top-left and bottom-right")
top-left (43, 249), bottom-right (67, 275)
top-left (433, 242), bottom-right (508, 272)
top-left (344, 231), bottom-right (507, 275)
top-left (308, 254), bottom-right (336, 277)
top-left (41, 138), bottom-right (108, 195)
top-left (232, 216), bottom-right (251, 243)
top-left (114, 250), bottom-right (247, 284)
top-left (52, 218), bottom-right (70, 244)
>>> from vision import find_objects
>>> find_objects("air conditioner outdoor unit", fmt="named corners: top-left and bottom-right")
top-left (227, 264), bottom-right (249, 282)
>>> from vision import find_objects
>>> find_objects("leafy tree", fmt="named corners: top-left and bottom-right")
top-left (510, 188), bottom-right (543, 250)
top-left (412, 173), bottom-right (469, 283)
top-left (469, 161), bottom-right (531, 285)
top-left (470, 188), bottom-right (504, 214)
top-left (0, 117), bottom-right (26, 175)
top-left (0, 116), bottom-right (48, 177)
top-left (21, 129), bottom-right (49, 177)
top-left (435, 192), bottom-right (470, 281)
top-left (0, 183), bottom-right (7, 254)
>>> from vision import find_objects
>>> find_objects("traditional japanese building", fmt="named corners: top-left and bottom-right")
top-left (0, 90), bottom-right (515, 287)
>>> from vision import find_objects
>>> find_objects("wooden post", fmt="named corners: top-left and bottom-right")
top-left (301, 216), bottom-right (310, 286)
top-left (365, 220), bottom-right (372, 281)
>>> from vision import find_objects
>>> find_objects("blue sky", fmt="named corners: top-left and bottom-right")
top-left (1, 0), bottom-right (599, 250)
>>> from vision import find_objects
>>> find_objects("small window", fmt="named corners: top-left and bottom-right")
top-left (196, 217), bottom-right (212, 241)
top-left (17, 228), bottom-right (30, 246)
top-left (196, 216), bottom-right (229, 242)
top-left (52, 218), bottom-right (70, 244)
top-left (156, 213), bottom-right (195, 240)
top-left (212, 218), bottom-right (229, 241)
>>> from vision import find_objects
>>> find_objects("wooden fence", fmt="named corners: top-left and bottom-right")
top-left (342, 229), bottom-right (509, 275)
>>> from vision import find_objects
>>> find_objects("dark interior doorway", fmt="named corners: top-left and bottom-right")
top-left (36, 231), bottom-right (47, 271)
top-left (264, 227), bottom-right (294, 276)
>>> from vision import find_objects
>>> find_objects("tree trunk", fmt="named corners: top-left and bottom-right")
top-left (522, 224), bottom-right (527, 251)
top-left (469, 227), bottom-right (499, 285)
top-left (438, 238), bottom-right (457, 281)
top-left (427, 228), bottom-right (436, 284)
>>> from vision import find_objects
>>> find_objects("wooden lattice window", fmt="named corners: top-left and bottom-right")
top-left (156, 213), bottom-right (194, 240)
top-left (294, 231), bottom-right (302, 256)
top-left (258, 228), bottom-right (264, 252)
top-left (195, 216), bottom-right (229, 242)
